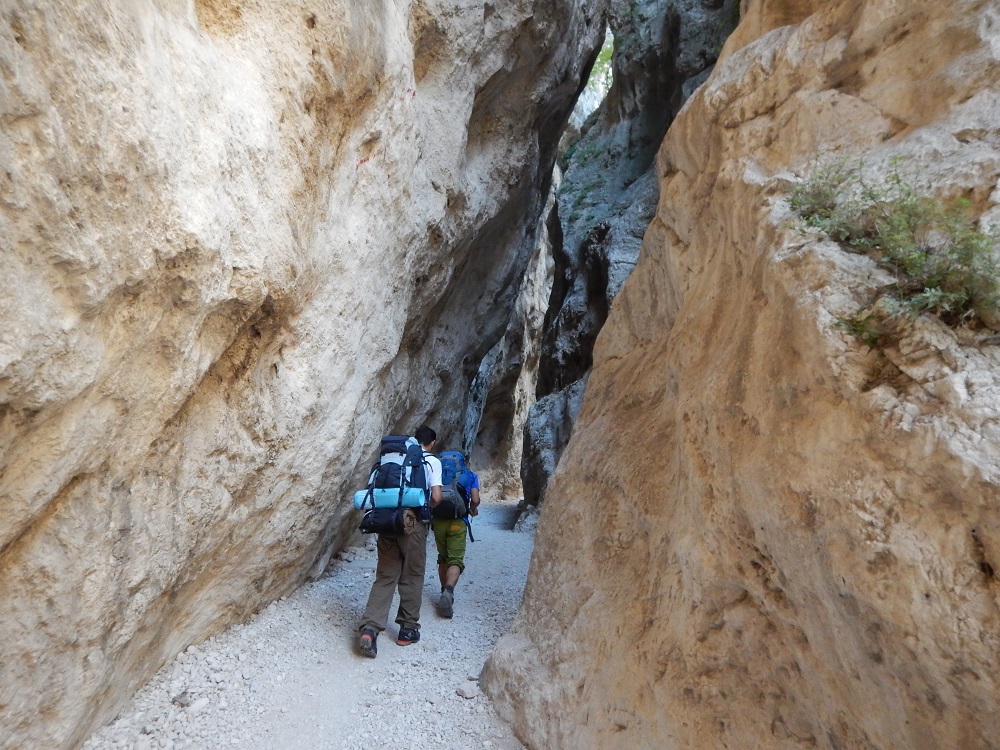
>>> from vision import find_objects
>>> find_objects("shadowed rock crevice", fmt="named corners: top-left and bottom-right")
top-left (521, 0), bottom-right (740, 508)
top-left (462, 186), bottom-right (557, 499)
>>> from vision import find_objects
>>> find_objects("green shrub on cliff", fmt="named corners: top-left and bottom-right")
top-left (590, 33), bottom-right (614, 95)
top-left (790, 159), bottom-right (1000, 336)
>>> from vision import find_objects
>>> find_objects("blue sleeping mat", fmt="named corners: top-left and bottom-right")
top-left (353, 487), bottom-right (427, 509)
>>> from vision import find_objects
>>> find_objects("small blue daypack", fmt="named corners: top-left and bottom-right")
top-left (432, 451), bottom-right (474, 520)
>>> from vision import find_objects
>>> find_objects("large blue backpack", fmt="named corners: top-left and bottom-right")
top-left (354, 435), bottom-right (429, 510)
top-left (432, 451), bottom-right (474, 520)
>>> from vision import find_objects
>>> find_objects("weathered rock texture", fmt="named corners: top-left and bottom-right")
top-left (463, 184), bottom-right (555, 499)
top-left (485, 0), bottom-right (1000, 748)
top-left (0, 1), bottom-right (603, 747)
top-left (521, 0), bottom-right (738, 507)
top-left (469, 78), bottom-right (604, 503)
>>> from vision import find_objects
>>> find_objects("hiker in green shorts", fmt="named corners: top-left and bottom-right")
top-left (432, 457), bottom-right (480, 618)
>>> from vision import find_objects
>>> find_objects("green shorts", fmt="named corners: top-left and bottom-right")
top-left (432, 518), bottom-right (467, 571)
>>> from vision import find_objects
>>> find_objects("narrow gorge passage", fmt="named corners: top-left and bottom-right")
top-left (10, 1), bottom-right (1000, 748)
top-left (82, 502), bottom-right (533, 750)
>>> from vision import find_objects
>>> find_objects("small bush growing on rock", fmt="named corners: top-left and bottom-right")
top-left (591, 32), bottom-right (614, 94)
top-left (833, 310), bottom-right (887, 347)
top-left (788, 160), bottom-right (861, 238)
top-left (790, 159), bottom-right (1000, 335)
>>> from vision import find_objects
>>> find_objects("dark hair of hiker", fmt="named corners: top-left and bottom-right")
top-left (415, 425), bottom-right (436, 446)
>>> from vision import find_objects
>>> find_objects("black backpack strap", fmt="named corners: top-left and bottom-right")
top-left (400, 446), bottom-right (423, 507)
top-left (463, 516), bottom-right (475, 543)
top-left (362, 459), bottom-right (380, 509)
top-left (419, 451), bottom-right (433, 502)
top-left (397, 459), bottom-right (407, 507)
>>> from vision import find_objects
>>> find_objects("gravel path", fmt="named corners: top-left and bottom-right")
top-left (84, 502), bottom-right (533, 750)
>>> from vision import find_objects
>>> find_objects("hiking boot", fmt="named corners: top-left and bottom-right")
top-left (358, 627), bottom-right (378, 658)
top-left (439, 588), bottom-right (454, 619)
top-left (396, 627), bottom-right (420, 646)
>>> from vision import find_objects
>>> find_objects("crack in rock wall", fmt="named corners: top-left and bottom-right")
top-left (0, 1), bottom-right (604, 747)
top-left (484, 0), bottom-right (1000, 747)
top-left (521, 0), bottom-right (739, 508)
top-left (462, 182), bottom-right (557, 499)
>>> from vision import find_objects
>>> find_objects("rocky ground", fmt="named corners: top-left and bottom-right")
top-left (83, 503), bottom-right (532, 750)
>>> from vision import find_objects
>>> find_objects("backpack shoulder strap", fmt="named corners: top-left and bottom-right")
top-left (421, 451), bottom-right (434, 496)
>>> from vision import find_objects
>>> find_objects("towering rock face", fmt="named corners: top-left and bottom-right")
top-left (485, 1), bottom-right (1000, 748)
top-left (0, 2), bottom-right (603, 747)
top-left (521, 0), bottom-right (738, 507)
top-left (463, 185), bottom-right (556, 498)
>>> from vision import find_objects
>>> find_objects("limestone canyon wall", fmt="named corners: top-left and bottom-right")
top-left (485, 0), bottom-right (1000, 748)
top-left (0, 2), bottom-right (603, 747)
top-left (521, 0), bottom-right (738, 508)
top-left (462, 184), bottom-right (556, 499)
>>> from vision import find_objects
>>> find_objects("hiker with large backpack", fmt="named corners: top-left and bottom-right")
top-left (431, 450), bottom-right (481, 619)
top-left (357, 425), bottom-right (442, 658)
